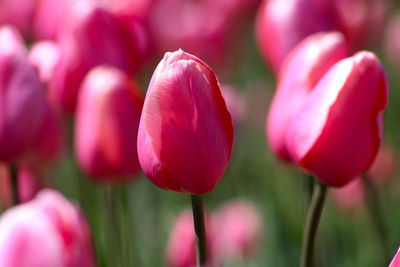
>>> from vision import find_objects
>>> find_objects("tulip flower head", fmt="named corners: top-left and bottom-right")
top-left (75, 65), bottom-right (143, 181)
top-left (267, 31), bottom-right (348, 162)
top-left (286, 51), bottom-right (388, 187)
top-left (29, 41), bottom-right (60, 85)
top-left (0, 25), bottom-right (47, 161)
top-left (138, 50), bottom-right (233, 194)
top-left (0, 189), bottom-right (96, 267)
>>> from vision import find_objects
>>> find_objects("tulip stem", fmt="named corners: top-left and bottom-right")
top-left (363, 173), bottom-right (389, 265)
top-left (300, 180), bottom-right (327, 267)
top-left (10, 164), bottom-right (18, 206)
top-left (191, 194), bottom-right (207, 266)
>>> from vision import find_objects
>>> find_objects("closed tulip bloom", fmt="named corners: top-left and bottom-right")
top-left (50, 1), bottom-right (149, 112)
top-left (286, 51), bottom-right (388, 187)
top-left (75, 66), bottom-right (143, 180)
top-left (29, 41), bottom-right (60, 85)
top-left (0, 26), bottom-right (47, 161)
top-left (390, 247), bottom-right (400, 267)
top-left (0, 189), bottom-right (96, 267)
top-left (267, 32), bottom-right (348, 161)
top-left (138, 50), bottom-right (233, 194)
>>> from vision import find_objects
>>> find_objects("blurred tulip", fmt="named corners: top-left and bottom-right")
top-left (102, 0), bottom-right (155, 19)
top-left (220, 85), bottom-right (246, 127)
top-left (267, 32), bottom-right (348, 162)
top-left (0, 0), bottom-right (36, 36)
top-left (390, 246), bottom-right (400, 267)
top-left (166, 210), bottom-right (214, 267)
top-left (286, 51), bottom-right (388, 187)
top-left (0, 164), bottom-right (46, 209)
top-left (331, 177), bottom-right (365, 212)
top-left (138, 50), bottom-right (233, 194)
top-left (29, 41), bottom-right (60, 85)
top-left (255, 0), bottom-right (386, 73)
top-left (75, 66), bottom-right (143, 180)
top-left (0, 189), bottom-right (96, 267)
top-left (369, 143), bottom-right (397, 184)
top-left (50, 1), bottom-right (149, 112)
top-left (212, 200), bottom-right (262, 259)
top-left (0, 25), bottom-right (47, 161)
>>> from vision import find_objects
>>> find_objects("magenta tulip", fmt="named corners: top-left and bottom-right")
top-left (0, 25), bottom-right (47, 161)
top-left (390, 247), bottom-right (400, 267)
top-left (0, 0), bottom-right (36, 36)
top-left (212, 199), bottom-right (262, 259)
top-left (0, 189), bottom-right (96, 267)
top-left (29, 41), bottom-right (60, 85)
top-left (138, 50), bottom-right (233, 194)
top-left (267, 31), bottom-right (348, 162)
top-left (50, 1), bottom-right (149, 113)
top-left (286, 51), bottom-right (388, 187)
top-left (75, 66), bottom-right (143, 180)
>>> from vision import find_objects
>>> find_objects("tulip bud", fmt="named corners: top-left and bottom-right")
top-left (390, 247), bottom-right (400, 267)
top-left (50, 1), bottom-right (149, 112)
top-left (286, 51), bottom-right (388, 187)
top-left (75, 65), bottom-right (143, 180)
top-left (0, 25), bottom-right (47, 161)
top-left (0, 189), bottom-right (96, 267)
top-left (212, 200), bottom-right (262, 259)
top-left (166, 210), bottom-right (214, 267)
top-left (330, 177), bottom-right (365, 212)
top-left (138, 50), bottom-right (233, 194)
top-left (267, 32), bottom-right (348, 161)
top-left (29, 41), bottom-right (60, 85)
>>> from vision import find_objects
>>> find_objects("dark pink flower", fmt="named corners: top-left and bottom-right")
top-left (75, 66), bottom-right (143, 181)
top-left (138, 50), bottom-right (233, 194)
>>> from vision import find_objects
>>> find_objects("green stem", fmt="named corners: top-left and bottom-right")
top-left (10, 164), bottom-right (18, 206)
top-left (191, 194), bottom-right (207, 266)
top-left (300, 181), bottom-right (327, 267)
top-left (363, 173), bottom-right (389, 265)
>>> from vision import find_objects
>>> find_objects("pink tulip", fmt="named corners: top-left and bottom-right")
top-left (267, 32), bottom-right (348, 162)
top-left (50, 1), bottom-right (149, 113)
top-left (212, 200), bottom-right (262, 259)
top-left (0, 189), bottom-right (96, 267)
top-left (75, 66), bottom-right (143, 180)
top-left (331, 177), bottom-right (365, 212)
top-left (255, 0), bottom-right (386, 73)
top-left (0, 164), bottom-right (47, 209)
top-left (29, 41), bottom-right (60, 85)
top-left (166, 210), bottom-right (214, 267)
top-left (0, 25), bottom-right (47, 161)
top-left (0, 0), bottom-right (36, 36)
top-left (220, 85), bottom-right (246, 127)
top-left (390, 246), bottom-right (400, 267)
top-left (137, 50), bottom-right (233, 194)
top-left (286, 51), bottom-right (388, 187)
